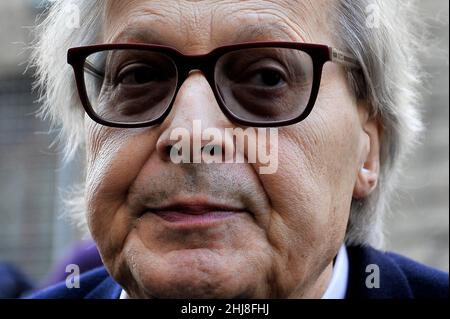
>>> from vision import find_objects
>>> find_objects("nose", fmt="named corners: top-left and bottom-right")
top-left (156, 71), bottom-right (234, 163)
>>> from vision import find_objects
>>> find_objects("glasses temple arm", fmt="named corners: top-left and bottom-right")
top-left (329, 47), bottom-right (361, 69)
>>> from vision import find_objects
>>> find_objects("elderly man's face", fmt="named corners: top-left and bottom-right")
top-left (85, 0), bottom-right (380, 298)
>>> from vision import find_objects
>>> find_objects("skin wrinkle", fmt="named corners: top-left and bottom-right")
top-left (104, 0), bottom-right (328, 49)
top-left (85, 0), bottom-right (381, 299)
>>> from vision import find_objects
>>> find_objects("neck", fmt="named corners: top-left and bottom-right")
top-left (287, 261), bottom-right (334, 299)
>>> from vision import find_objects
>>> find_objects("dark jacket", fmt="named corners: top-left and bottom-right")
top-left (28, 245), bottom-right (449, 299)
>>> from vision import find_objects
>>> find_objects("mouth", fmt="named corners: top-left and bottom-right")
top-left (142, 201), bottom-right (247, 228)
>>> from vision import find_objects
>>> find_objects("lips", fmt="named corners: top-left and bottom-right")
top-left (143, 203), bottom-right (246, 227)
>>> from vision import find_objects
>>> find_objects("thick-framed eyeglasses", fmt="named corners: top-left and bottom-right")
top-left (67, 42), bottom-right (360, 128)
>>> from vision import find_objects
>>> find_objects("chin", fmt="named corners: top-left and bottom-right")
top-left (124, 248), bottom-right (261, 299)
top-left (134, 268), bottom-right (254, 299)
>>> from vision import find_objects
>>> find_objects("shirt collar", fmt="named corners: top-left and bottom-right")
top-left (321, 244), bottom-right (349, 299)
top-left (119, 289), bottom-right (128, 299)
top-left (120, 245), bottom-right (349, 299)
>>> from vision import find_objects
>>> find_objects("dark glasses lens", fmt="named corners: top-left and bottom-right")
top-left (82, 47), bottom-right (314, 125)
top-left (215, 48), bottom-right (314, 123)
top-left (84, 49), bottom-right (178, 124)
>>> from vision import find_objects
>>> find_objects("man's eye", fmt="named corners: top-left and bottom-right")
top-left (117, 64), bottom-right (158, 85)
top-left (244, 68), bottom-right (286, 88)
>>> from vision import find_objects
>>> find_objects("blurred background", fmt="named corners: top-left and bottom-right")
top-left (0, 0), bottom-right (448, 294)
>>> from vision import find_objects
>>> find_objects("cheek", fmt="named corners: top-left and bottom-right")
top-left (258, 99), bottom-right (362, 270)
top-left (265, 115), bottom-right (359, 216)
top-left (86, 125), bottom-right (145, 200)
top-left (84, 122), bottom-right (158, 254)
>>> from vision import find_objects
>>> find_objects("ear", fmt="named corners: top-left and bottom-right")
top-left (353, 106), bottom-right (382, 199)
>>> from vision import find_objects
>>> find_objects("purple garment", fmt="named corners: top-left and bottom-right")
top-left (0, 263), bottom-right (34, 298)
top-left (41, 240), bottom-right (103, 288)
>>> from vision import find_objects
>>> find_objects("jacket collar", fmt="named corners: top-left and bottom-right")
top-left (84, 275), bottom-right (122, 299)
top-left (345, 245), bottom-right (413, 299)
top-left (83, 245), bottom-right (414, 299)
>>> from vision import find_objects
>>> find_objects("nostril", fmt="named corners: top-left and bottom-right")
top-left (202, 145), bottom-right (222, 157)
top-left (160, 143), bottom-right (224, 163)
top-left (165, 145), bottom-right (174, 157)
top-left (200, 145), bottom-right (208, 156)
top-left (156, 143), bottom-right (178, 162)
top-left (201, 145), bottom-right (213, 156)
top-left (165, 144), bottom-right (182, 160)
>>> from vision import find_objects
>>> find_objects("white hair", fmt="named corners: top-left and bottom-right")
top-left (30, 0), bottom-right (427, 248)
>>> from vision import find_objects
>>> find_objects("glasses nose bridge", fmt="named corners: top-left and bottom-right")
top-left (177, 54), bottom-right (215, 81)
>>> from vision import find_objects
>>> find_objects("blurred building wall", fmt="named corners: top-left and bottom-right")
top-left (0, 0), bottom-right (80, 282)
top-left (386, 0), bottom-right (449, 271)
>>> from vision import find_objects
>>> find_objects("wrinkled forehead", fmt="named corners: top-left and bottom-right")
top-left (103, 0), bottom-right (334, 53)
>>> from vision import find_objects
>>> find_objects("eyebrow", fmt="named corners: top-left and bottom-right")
top-left (109, 22), bottom-right (301, 49)
top-left (229, 23), bottom-right (299, 43)
top-left (109, 27), bottom-right (166, 45)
